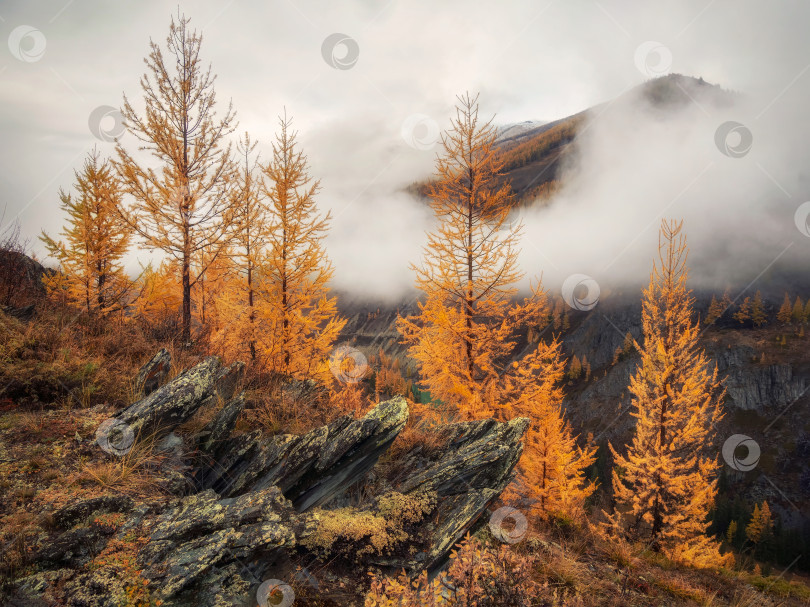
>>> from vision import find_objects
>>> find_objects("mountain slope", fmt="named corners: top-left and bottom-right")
top-left (410, 74), bottom-right (737, 206)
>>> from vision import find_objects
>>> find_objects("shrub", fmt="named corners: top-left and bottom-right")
top-left (366, 534), bottom-right (541, 606)
top-left (303, 491), bottom-right (435, 560)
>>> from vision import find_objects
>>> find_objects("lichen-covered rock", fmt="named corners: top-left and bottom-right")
top-left (134, 347), bottom-right (172, 396)
top-left (136, 486), bottom-right (298, 601)
top-left (114, 356), bottom-right (221, 439)
top-left (63, 568), bottom-right (127, 607)
top-left (196, 396), bottom-right (410, 511)
top-left (19, 362), bottom-right (531, 606)
top-left (36, 526), bottom-right (112, 568)
top-left (391, 416), bottom-right (529, 572)
top-left (198, 392), bottom-right (246, 455)
top-left (215, 360), bottom-right (245, 402)
top-left (52, 495), bottom-right (134, 530)
top-left (398, 416), bottom-right (530, 497)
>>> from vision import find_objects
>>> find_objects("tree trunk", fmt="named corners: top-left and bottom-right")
top-left (182, 232), bottom-right (191, 344)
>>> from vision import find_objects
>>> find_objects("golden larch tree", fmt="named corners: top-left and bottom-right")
top-left (255, 113), bottom-right (345, 380)
top-left (777, 293), bottom-right (792, 324)
top-left (792, 296), bottom-right (805, 323)
top-left (193, 242), bottom-right (233, 334)
top-left (745, 500), bottom-right (773, 545)
top-left (41, 149), bottom-right (131, 316)
top-left (704, 294), bottom-right (723, 326)
top-left (398, 93), bottom-right (594, 517)
top-left (504, 337), bottom-right (597, 519)
top-left (214, 132), bottom-right (267, 362)
top-left (114, 13), bottom-right (237, 343)
top-left (134, 259), bottom-right (183, 335)
top-left (733, 297), bottom-right (752, 324)
top-left (397, 93), bottom-right (541, 419)
top-left (609, 219), bottom-right (725, 565)
top-left (751, 291), bottom-right (767, 327)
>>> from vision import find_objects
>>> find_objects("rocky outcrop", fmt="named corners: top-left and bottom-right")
top-left (194, 396), bottom-right (409, 510)
top-left (137, 487), bottom-right (302, 599)
top-left (20, 353), bottom-right (529, 606)
top-left (396, 417), bottom-right (530, 570)
top-left (114, 356), bottom-right (221, 440)
top-left (715, 345), bottom-right (806, 411)
top-left (134, 348), bottom-right (172, 396)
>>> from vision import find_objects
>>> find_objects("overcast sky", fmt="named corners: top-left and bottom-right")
top-left (1, 0), bottom-right (809, 299)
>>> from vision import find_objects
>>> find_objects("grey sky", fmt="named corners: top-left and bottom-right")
top-left (1, 0), bottom-right (809, 298)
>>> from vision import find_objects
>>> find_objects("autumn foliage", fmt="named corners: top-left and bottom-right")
top-left (398, 93), bottom-right (594, 519)
top-left (41, 149), bottom-right (131, 317)
top-left (607, 219), bottom-right (725, 566)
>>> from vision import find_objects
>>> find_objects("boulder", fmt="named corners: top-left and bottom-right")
top-left (113, 356), bottom-right (221, 441)
top-left (134, 348), bottom-right (172, 396)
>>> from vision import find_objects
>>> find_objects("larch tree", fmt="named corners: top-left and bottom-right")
top-left (397, 92), bottom-right (542, 420)
top-left (792, 296), bottom-right (805, 323)
top-left (504, 337), bottom-right (597, 520)
top-left (41, 148), bottom-right (131, 316)
top-left (134, 259), bottom-right (183, 334)
top-left (608, 219), bottom-right (725, 565)
top-left (398, 93), bottom-right (595, 517)
top-left (777, 293), bottom-right (793, 324)
top-left (114, 13), bottom-right (237, 344)
top-left (255, 113), bottom-right (345, 380)
top-left (193, 242), bottom-right (233, 333)
top-left (745, 501), bottom-right (773, 546)
top-left (733, 297), bottom-right (752, 324)
top-left (751, 291), bottom-right (767, 327)
top-left (215, 132), bottom-right (267, 362)
top-left (705, 294), bottom-right (723, 326)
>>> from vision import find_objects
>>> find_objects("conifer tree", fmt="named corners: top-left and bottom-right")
top-left (725, 520), bottom-right (737, 545)
top-left (751, 291), bottom-right (767, 327)
top-left (194, 243), bottom-right (232, 332)
top-left (214, 132), bottom-right (266, 362)
top-left (41, 149), bottom-right (131, 316)
top-left (733, 297), bottom-right (752, 324)
top-left (792, 296), bottom-right (805, 324)
top-left (255, 113), bottom-right (345, 380)
top-left (505, 338), bottom-right (597, 519)
top-left (609, 219), bottom-right (725, 564)
top-left (552, 297), bottom-right (563, 331)
top-left (399, 93), bottom-right (594, 517)
top-left (115, 13), bottom-right (238, 343)
top-left (581, 355), bottom-right (591, 381)
top-left (746, 501), bottom-right (773, 545)
top-left (134, 259), bottom-right (183, 334)
top-left (622, 332), bottom-right (635, 355)
top-left (777, 293), bottom-right (793, 324)
top-left (398, 93), bottom-right (546, 419)
top-left (568, 355), bottom-right (582, 380)
top-left (705, 294), bottom-right (724, 326)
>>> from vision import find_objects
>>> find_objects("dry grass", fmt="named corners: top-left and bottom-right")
top-left (79, 428), bottom-right (168, 497)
